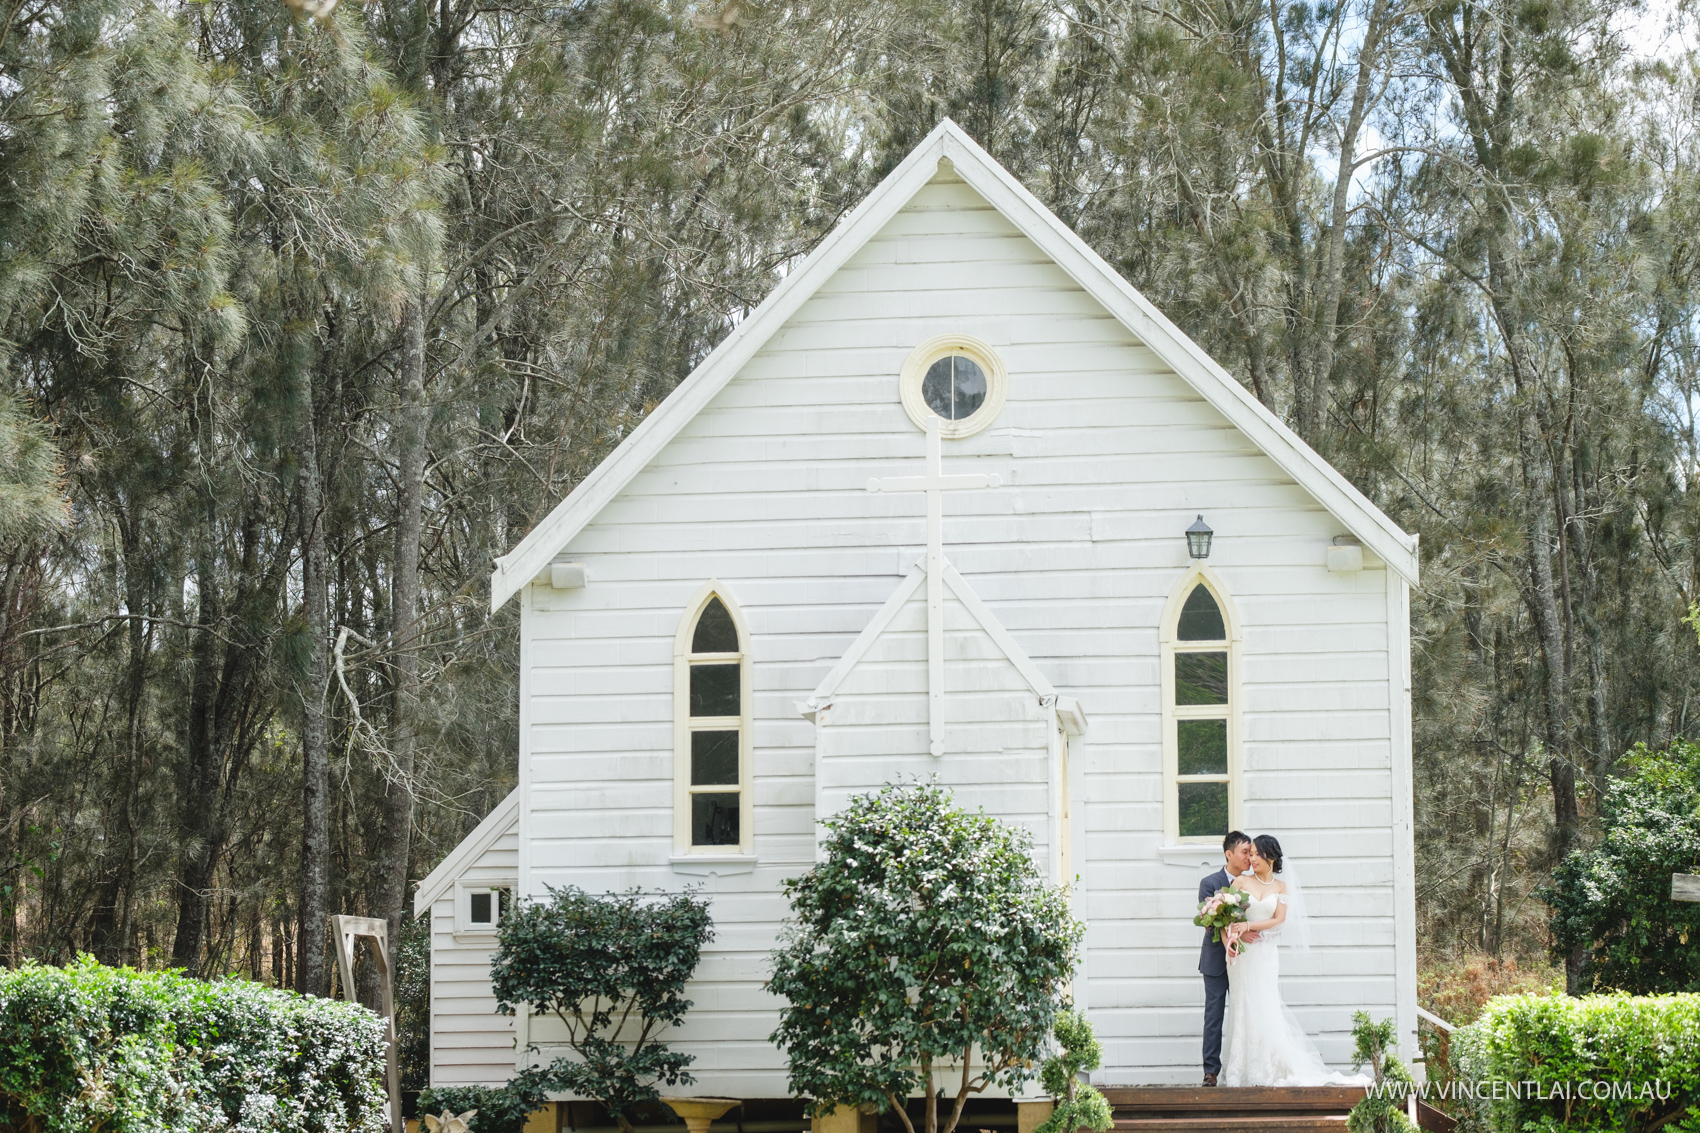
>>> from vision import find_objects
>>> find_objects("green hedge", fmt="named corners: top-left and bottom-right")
top-left (417, 1077), bottom-right (551, 1133)
top-left (0, 956), bottom-right (388, 1132)
top-left (1451, 992), bottom-right (1700, 1132)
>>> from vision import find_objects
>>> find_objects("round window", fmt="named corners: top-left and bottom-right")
top-left (899, 334), bottom-right (1007, 438)
top-left (922, 355), bottom-right (987, 420)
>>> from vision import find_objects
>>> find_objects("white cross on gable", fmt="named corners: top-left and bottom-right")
top-left (867, 415), bottom-right (1002, 756)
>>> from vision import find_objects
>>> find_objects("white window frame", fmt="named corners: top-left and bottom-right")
top-left (673, 581), bottom-right (753, 856)
top-left (453, 878), bottom-right (515, 941)
top-left (1159, 565), bottom-right (1242, 845)
top-left (898, 333), bottom-right (1008, 439)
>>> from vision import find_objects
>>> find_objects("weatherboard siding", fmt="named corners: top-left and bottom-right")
top-left (427, 824), bottom-right (519, 1087)
top-left (462, 170), bottom-right (1403, 1092)
top-left (816, 584), bottom-right (1056, 870)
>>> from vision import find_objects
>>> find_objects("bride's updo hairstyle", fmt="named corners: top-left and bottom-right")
top-left (1253, 834), bottom-right (1284, 874)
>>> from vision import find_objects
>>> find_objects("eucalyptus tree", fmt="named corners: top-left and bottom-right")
top-left (1013, 0), bottom-right (1412, 440)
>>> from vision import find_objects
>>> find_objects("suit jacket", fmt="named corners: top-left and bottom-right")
top-left (1197, 867), bottom-right (1231, 977)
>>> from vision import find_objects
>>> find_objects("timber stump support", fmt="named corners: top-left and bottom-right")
top-left (331, 915), bottom-right (403, 1133)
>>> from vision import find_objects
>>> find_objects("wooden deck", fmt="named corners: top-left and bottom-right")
top-left (1098, 1087), bottom-right (1454, 1132)
top-left (1100, 1087), bottom-right (1362, 1132)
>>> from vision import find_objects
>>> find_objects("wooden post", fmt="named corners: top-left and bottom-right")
top-left (332, 915), bottom-right (404, 1133)
top-left (1672, 874), bottom-right (1700, 903)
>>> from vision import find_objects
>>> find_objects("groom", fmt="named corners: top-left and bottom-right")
top-left (1198, 831), bottom-right (1259, 1086)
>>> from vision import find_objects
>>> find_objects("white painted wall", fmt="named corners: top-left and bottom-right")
top-left (432, 167), bottom-right (1408, 1093)
top-left (427, 822), bottom-right (519, 1087)
top-left (817, 580), bottom-right (1054, 867)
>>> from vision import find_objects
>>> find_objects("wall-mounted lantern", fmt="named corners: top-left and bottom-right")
top-left (1186, 515), bottom-right (1213, 559)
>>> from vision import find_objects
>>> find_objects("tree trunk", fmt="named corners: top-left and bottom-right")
top-left (170, 544), bottom-right (226, 973)
top-left (1428, 4), bottom-right (1585, 986)
top-left (1309, 0), bottom-right (1390, 442)
top-left (170, 504), bottom-right (287, 972)
top-left (376, 299), bottom-right (426, 947)
top-left (91, 514), bottom-right (149, 964)
top-left (296, 360), bottom-right (333, 997)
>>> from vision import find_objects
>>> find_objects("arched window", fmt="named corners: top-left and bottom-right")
top-left (1159, 569), bottom-right (1241, 844)
top-left (673, 584), bottom-right (752, 854)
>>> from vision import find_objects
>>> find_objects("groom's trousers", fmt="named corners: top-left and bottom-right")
top-left (1201, 970), bottom-right (1229, 1077)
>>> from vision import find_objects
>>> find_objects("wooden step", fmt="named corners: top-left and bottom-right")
top-left (1102, 1086), bottom-right (1366, 1116)
top-left (1113, 1119), bottom-right (1348, 1132)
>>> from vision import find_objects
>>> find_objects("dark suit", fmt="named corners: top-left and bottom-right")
top-left (1197, 867), bottom-right (1231, 1077)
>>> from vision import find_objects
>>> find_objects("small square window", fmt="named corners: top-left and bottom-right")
top-left (691, 730), bottom-right (740, 785)
top-left (461, 885), bottom-right (510, 931)
top-left (1178, 781), bottom-right (1230, 838)
top-left (691, 793), bottom-right (740, 846)
top-left (1175, 652), bottom-right (1228, 705)
top-left (1178, 719), bottom-right (1228, 775)
top-left (689, 664), bottom-right (741, 717)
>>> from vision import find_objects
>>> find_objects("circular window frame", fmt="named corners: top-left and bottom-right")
top-left (899, 334), bottom-right (1008, 439)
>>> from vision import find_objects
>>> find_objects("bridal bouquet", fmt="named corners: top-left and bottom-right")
top-left (1194, 887), bottom-right (1249, 955)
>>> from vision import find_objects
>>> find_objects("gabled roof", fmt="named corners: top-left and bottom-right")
top-left (798, 556), bottom-right (1085, 736)
top-left (413, 788), bottom-right (518, 915)
top-left (490, 120), bottom-right (1419, 609)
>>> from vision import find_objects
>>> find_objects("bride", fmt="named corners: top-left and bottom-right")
top-left (1220, 834), bottom-right (1368, 1088)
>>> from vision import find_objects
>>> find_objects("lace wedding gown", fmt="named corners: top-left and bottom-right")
top-left (1220, 891), bottom-right (1370, 1088)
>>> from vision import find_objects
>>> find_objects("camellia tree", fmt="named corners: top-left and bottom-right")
top-left (1546, 741), bottom-right (1700, 993)
top-left (490, 887), bottom-right (715, 1133)
top-left (768, 780), bottom-right (1082, 1133)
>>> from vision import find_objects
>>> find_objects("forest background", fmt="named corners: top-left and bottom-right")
top-left (3, 0), bottom-right (1699, 1023)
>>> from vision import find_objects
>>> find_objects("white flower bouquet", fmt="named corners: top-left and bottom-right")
top-left (1194, 886), bottom-right (1249, 947)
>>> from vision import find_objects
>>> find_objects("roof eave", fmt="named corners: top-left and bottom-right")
top-left (488, 126), bottom-right (961, 611)
top-left (413, 788), bottom-right (520, 915)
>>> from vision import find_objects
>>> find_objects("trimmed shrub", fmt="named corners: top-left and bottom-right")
top-left (0, 955), bottom-right (388, 1132)
top-left (490, 887), bottom-right (713, 1133)
top-left (1450, 992), bottom-right (1700, 1133)
top-left (1033, 1011), bottom-right (1112, 1133)
top-left (1345, 1013), bottom-right (1415, 1133)
top-left (417, 1076), bottom-right (551, 1133)
top-left (767, 779), bottom-right (1081, 1133)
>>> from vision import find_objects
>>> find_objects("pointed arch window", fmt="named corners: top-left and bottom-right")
top-left (674, 585), bottom-right (752, 854)
top-left (1160, 571), bottom-right (1241, 844)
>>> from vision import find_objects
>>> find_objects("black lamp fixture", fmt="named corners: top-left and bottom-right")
top-left (1186, 514), bottom-right (1213, 559)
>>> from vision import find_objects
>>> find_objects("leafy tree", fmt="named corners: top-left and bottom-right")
top-left (1546, 741), bottom-right (1700, 993)
top-left (1033, 1011), bottom-right (1112, 1133)
top-left (768, 780), bottom-right (1082, 1133)
top-left (489, 887), bottom-right (714, 1133)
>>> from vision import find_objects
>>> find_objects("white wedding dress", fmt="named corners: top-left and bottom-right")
top-left (1220, 891), bottom-right (1370, 1087)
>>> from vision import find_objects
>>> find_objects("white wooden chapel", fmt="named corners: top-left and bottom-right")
top-left (413, 119), bottom-right (1421, 1097)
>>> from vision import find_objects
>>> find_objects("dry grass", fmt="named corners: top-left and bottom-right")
top-left (1418, 953), bottom-right (1563, 1027)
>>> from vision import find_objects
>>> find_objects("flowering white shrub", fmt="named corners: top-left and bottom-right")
top-left (0, 956), bottom-right (388, 1131)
